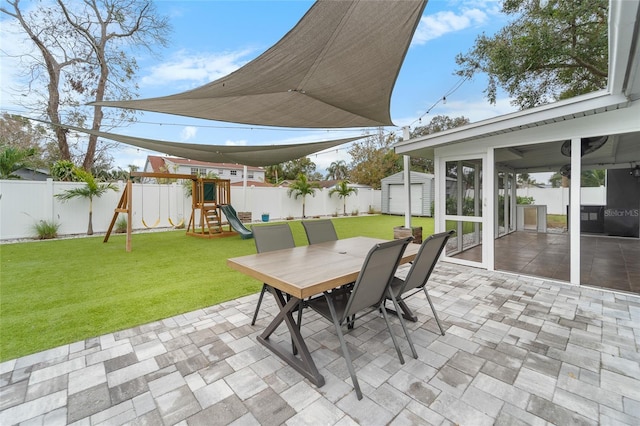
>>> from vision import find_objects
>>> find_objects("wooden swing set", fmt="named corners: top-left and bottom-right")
top-left (104, 172), bottom-right (236, 251)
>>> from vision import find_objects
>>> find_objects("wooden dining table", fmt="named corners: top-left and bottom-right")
top-left (227, 236), bottom-right (419, 387)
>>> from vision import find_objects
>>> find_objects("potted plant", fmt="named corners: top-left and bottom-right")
top-left (261, 212), bottom-right (270, 222)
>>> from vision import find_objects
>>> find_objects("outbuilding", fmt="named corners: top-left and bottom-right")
top-left (381, 171), bottom-right (433, 216)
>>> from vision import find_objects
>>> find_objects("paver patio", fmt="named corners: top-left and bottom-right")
top-left (1, 263), bottom-right (639, 425)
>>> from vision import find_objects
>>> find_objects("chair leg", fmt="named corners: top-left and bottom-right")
top-left (389, 296), bottom-right (418, 359)
top-left (423, 287), bottom-right (445, 335)
top-left (325, 295), bottom-right (363, 400)
top-left (379, 303), bottom-right (406, 365)
top-left (251, 284), bottom-right (268, 326)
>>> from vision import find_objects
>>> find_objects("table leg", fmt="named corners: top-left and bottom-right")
top-left (257, 287), bottom-right (325, 387)
top-left (385, 299), bottom-right (418, 322)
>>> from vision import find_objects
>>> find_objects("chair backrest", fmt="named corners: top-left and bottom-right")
top-left (252, 224), bottom-right (295, 253)
top-left (343, 237), bottom-right (412, 321)
top-left (400, 230), bottom-right (454, 294)
top-left (302, 219), bottom-right (338, 245)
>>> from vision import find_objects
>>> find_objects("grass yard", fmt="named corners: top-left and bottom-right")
top-left (547, 214), bottom-right (568, 229)
top-left (0, 215), bottom-right (434, 361)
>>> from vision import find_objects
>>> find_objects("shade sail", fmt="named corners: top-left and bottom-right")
top-left (39, 120), bottom-right (361, 167)
top-left (93, 0), bottom-right (427, 128)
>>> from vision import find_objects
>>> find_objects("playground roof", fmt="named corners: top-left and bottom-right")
top-left (91, 0), bottom-right (426, 128)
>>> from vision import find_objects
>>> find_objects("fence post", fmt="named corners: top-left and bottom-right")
top-left (46, 178), bottom-right (54, 224)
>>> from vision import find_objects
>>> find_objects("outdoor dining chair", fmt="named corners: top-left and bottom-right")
top-left (302, 219), bottom-right (338, 244)
top-left (250, 224), bottom-right (296, 326)
top-left (306, 236), bottom-right (414, 400)
top-left (386, 230), bottom-right (454, 347)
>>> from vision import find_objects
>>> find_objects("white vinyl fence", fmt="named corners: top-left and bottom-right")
top-left (516, 187), bottom-right (606, 215)
top-left (0, 179), bottom-right (382, 240)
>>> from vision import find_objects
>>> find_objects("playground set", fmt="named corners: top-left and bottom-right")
top-left (104, 172), bottom-right (253, 251)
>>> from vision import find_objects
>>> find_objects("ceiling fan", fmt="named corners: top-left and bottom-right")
top-left (559, 164), bottom-right (571, 178)
top-left (560, 136), bottom-right (609, 157)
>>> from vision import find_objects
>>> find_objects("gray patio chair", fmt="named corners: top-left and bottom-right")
top-left (386, 230), bottom-right (454, 348)
top-left (251, 224), bottom-right (296, 326)
top-left (306, 236), bottom-right (414, 400)
top-left (302, 219), bottom-right (338, 245)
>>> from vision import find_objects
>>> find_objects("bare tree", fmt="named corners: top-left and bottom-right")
top-left (1, 0), bottom-right (170, 170)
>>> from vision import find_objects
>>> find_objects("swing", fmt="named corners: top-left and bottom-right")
top-left (167, 185), bottom-right (184, 227)
top-left (141, 181), bottom-right (161, 228)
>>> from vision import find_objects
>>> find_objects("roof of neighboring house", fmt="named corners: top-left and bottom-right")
top-left (146, 156), bottom-right (264, 173)
top-left (14, 167), bottom-right (50, 181)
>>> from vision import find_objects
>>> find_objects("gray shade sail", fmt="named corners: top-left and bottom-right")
top-left (39, 120), bottom-right (361, 167)
top-left (93, 0), bottom-right (427, 128)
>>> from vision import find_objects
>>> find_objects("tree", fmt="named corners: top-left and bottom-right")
top-left (55, 167), bottom-right (118, 235)
top-left (348, 130), bottom-right (401, 189)
top-left (1, 0), bottom-right (171, 170)
top-left (50, 160), bottom-right (78, 182)
top-left (455, 0), bottom-right (608, 109)
top-left (287, 173), bottom-right (320, 218)
top-left (549, 172), bottom-right (563, 188)
top-left (581, 169), bottom-right (605, 187)
top-left (326, 160), bottom-right (349, 180)
top-left (0, 113), bottom-right (49, 167)
top-left (409, 115), bottom-right (471, 173)
top-left (517, 172), bottom-right (537, 188)
top-left (329, 181), bottom-right (358, 216)
top-left (281, 157), bottom-right (317, 181)
top-left (0, 146), bottom-right (36, 179)
top-left (265, 164), bottom-right (284, 184)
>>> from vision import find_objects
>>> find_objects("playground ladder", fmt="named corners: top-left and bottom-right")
top-left (203, 204), bottom-right (223, 235)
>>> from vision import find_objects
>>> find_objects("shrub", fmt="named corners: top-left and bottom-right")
top-left (115, 216), bottom-right (128, 233)
top-left (33, 220), bottom-right (60, 239)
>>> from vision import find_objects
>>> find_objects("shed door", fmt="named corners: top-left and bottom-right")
top-left (389, 184), bottom-right (422, 215)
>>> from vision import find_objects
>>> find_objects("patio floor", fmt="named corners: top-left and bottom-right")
top-left (1, 263), bottom-right (639, 425)
top-left (452, 231), bottom-right (640, 294)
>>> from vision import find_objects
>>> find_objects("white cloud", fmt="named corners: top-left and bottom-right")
top-left (413, 8), bottom-right (488, 45)
top-left (394, 96), bottom-right (517, 129)
top-left (180, 126), bottom-right (197, 141)
top-left (224, 139), bottom-right (248, 146)
top-left (140, 49), bottom-right (254, 87)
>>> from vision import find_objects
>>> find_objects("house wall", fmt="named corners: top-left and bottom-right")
top-left (0, 179), bottom-right (381, 240)
top-left (145, 161), bottom-right (266, 184)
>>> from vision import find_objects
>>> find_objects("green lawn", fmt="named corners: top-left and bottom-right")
top-left (0, 215), bottom-right (434, 361)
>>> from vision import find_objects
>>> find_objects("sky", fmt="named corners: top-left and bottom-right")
top-left (0, 0), bottom-right (519, 176)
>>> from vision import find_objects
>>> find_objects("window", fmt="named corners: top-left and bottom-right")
top-left (191, 168), bottom-right (207, 176)
top-left (230, 170), bottom-right (237, 176)
top-left (248, 172), bottom-right (254, 178)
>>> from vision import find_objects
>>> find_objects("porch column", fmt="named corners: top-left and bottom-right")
top-left (485, 148), bottom-right (495, 271)
top-left (570, 137), bottom-right (581, 285)
top-left (403, 127), bottom-right (411, 229)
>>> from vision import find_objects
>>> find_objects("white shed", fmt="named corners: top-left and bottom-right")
top-left (381, 171), bottom-right (434, 216)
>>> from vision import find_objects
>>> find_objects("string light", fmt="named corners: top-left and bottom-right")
top-left (409, 74), bottom-right (470, 128)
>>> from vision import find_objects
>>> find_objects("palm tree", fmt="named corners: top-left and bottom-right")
top-left (287, 173), bottom-right (320, 218)
top-left (0, 146), bottom-right (36, 179)
top-left (329, 180), bottom-right (358, 216)
top-left (326, 160), bottom-right (348, 180)
top-left (55, 167), bottom-right (118, 235)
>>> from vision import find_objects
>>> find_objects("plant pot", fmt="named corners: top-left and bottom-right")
top-left (261, 214), bottom-right (270, 222)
